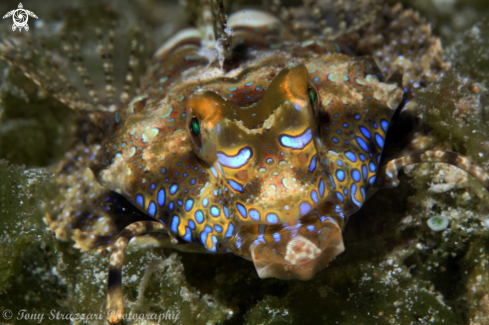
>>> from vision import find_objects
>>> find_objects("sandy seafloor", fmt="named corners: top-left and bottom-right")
top-left (0, 0), bottom-right (488, 324)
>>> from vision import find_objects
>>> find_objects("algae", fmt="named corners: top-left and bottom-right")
top-left (0, 1), bottom-right (489, 325)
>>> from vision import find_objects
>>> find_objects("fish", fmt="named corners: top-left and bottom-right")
top-left (1, 0), bottom-right (487, 324)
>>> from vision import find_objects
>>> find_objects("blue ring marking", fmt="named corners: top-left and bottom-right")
top-left (237, 203), bottom-right (247, 219)
top-left (136, 195), bottom-right (144, 208)
top-left (245, 81), bottom-right (254, 86)
top-left (345, 151), bottom-right (357, 162)
top-left (337, 160), bottom-right (343, 166)
top-left (329, 174), bottom-right (336, 189)
top-left (201, 225), bottom-right (212, 250)
top-left (228, 179), bottom-right (244, 192)
top-left (210, 206), bottom-right (220, 217)
top-left (336, 191), bottom-right (345, 203)
top-left (279, 128), bottom-right (312, 149)
top-left (225, 223), bottom-right (234, 238)
top-left (369, 161), bottom-right (377, 172)
top-left (319, 179), bottom-right (325, 197)
top-left (381, 120), bottom-right (389, 132)
top-left (351, 184), bottom-right (362, 208)
top-left (169, 202), bottom-right (174, 210)
top-left (203, 198), bottom-right (209, 207)
top-left (217, 147), bottom-right (253, 169)
top-left (170, 184), bottom-right (178, 195)
top-left (356, 137), bottom-right (369, 153)
top-left (336, 170), bottom-right (345, 182)
top-left (375, 133), bottom-right (385, 148)
top-left (344, 188), bottom-right (348, 195)
top-left (273, 232), bottom-right (281, 242)
top-left (183, 227), bottom-right (192, 242)
top-left (249, 209), bottom-right (261, 221)
top-left (214, 224), bottom-right (223, 233)
top-left (148, 201), bottom-right (156, 216)
top-left (300, 202), bottom-right (311, 215)
top-left (195, 210), bottom-right (204, 224)
top-left (369, 175), bottom-right (376, 185)
top-left (185, 199), bottom-right (194, 212)
top-left (224, 206), bottom-right (229, 219)
top-left (266, 213), bottom-right (279, 223)
top-left (309, 155), bottom-right (317, 172)
top-left (359, 126), bottom-right (371, 139)
top-left (311, 190), bottom-right (319, 203)
top-left (359, 154), bottom-right (366, 162)
top-left (188, 220), bottom-right (196, 230)
top-left (362, 164), bottom-right (368, 181)
top-left (352, 169), bottom-right (361, 182)
top-left (171, 215), bottom-right (180, 233)
top-left (307, 225), bottom-right (315, 232)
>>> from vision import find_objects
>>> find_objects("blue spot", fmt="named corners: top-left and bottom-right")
top-left (195, 210), bottom-right (204, 224)
top-left (279, 128), bottom-right (312, 149)
top-left (200, 225), bottom-right (211, 248)
top-left (329, 174), bottom-right (336, 189)
top-left (319, 179), bottom-right (325, 197)
top-left (177, 200), bottom-right (183, 206)
top-left (182, 227), bottom-right (192, 242)
top-left (345, 152), bottom-right (357, 162)
top-left (188, 220), bottom-right (196, 230)
top-left (336, 192), bottom-right (345, 203)
top-left (356, 137), bottom-right (369, 152)
top-left (359, 126), bottom-right (371, 139)
top-left (375, 133), bottom-right (384, 148)
top-left (381, 120), bottom-right (389, 132)
top-left (307, 225), bottom-right (315, 232)
top-left (337, 130), bottom-right (342, 134)
top-left (237, 203), bottom-right (247, 218)
top-left (245, 81), bottom-right (254, 86)
top-left (273, 233), bottom-right (281, 242)
top-left (343, 123), bottom-right (349, 128)
top-left (359, 154), bottom-right (366, 162)
top-left (228, 179), bottom-right (243, 192)
top-left (300, 202), bottom-right (311, 215)
top-left (309, 155), bottom-right (317, 172)
top-left (311, 190), bottom-right (319, 203)
top-left (203, 198), bottom-right (209, 207)
top-left (171, 215), bottom-right (180, 233)
top-left (136, 195), bottom-right (144, 207)
top-left (333, 137), bottom-right (339, 143)
top-left (249, 209), bottom-right (261, 221)
top-left (217, 147), bottom-right (253, 168)
top-left (369, 162), bottom-right (376, 172)
top-left (294, 103), bottom-right (301, 111)
top-left (351, 184), bottom-right (362, 208)
top-left (169, 202), bottom-right (174, 210)
top-left (151, 184), bottom-right (156, 190)
top-left (225, 224), bottom-right (234, 238)
top-left (337, 160), bottom-right (343, 166)
top-left (170, 184), bottom-right (178, 195)
top-left (344, 188), bottom-right (348, 195)
top-left (190, 178), bottom-right (196, 185)
top-left (336, 170), bottom-right (345, 181)
top-left (210, 166), bottom-right (218, 178)
top-left (352, 169), bottom-right (361, 182)
top-left (266, 213), bottom-right (279, 223)
top-left (214, 225), bottom-right (223, 233)
top-left (362, 165), bottom-right (368, 181)
top-left (210, 206), bottom-right (220, 217)
top-left (148, 201), bottom-right (156, 216)
top-left (355, 114), bottom-right (361, 120)
top-left (369, 175), bottom-right (376, 185)
top-left (224, 206), bottom-right (229, 219)
top-left (185, 199), bottom-right (194, 212)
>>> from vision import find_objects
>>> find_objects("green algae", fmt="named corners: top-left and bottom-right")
top-left (0, 1), bottom-right (489, 325)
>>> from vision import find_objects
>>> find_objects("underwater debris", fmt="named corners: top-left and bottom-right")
top-left (427, 215), bottom-right (450, 232)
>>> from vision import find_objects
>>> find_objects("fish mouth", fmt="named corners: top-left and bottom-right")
top-left (249, 214), bottom-right (345, 280)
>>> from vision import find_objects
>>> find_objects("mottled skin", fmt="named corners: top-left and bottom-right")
top-left (2, 2), bottom-right (489, 325)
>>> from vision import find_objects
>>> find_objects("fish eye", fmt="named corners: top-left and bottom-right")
top-left (190, 116), bottom-right (200, 136)
top-left (307, 81), bottom-right (320, 117)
